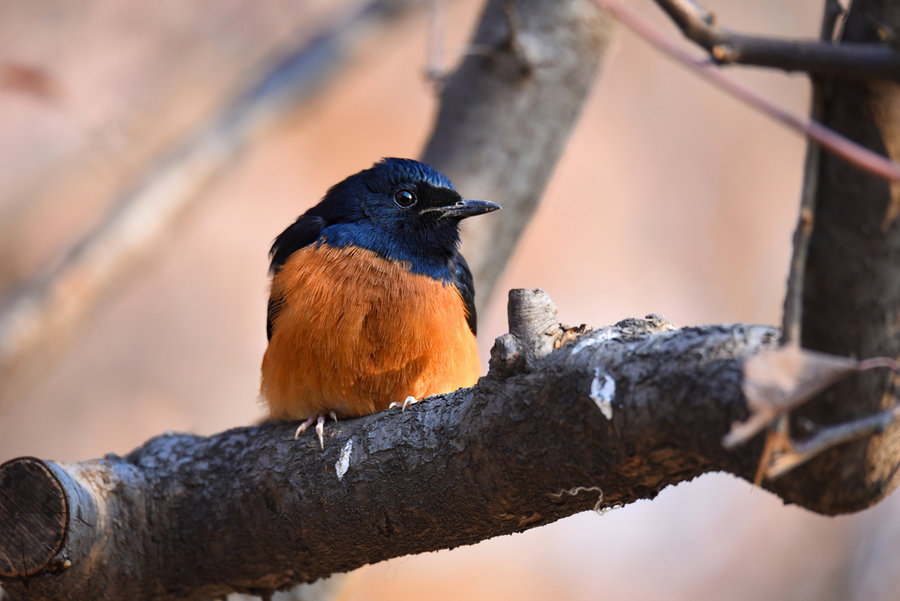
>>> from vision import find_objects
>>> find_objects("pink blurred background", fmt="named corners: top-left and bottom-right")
top-left (2, 1), bottom-right (898, 599)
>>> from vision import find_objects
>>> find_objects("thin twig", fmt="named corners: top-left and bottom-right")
top-left (592, 0), bottom-right (900, 183)
top-left (768, 404), bottom-right (900, 478)
top-left (652, 0), bottom-right (899, 80)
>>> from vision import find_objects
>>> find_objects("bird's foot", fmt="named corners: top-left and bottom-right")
top-left (388, 396), bottom-right (419, 412)
top-left (294, 411), bottom-right (338, 449)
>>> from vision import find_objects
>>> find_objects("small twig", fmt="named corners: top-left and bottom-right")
top-left (652, 0), bottom-right (899, 80)
top-left (821, 0), bottom-right (846, 43)
top-left (592, 0), bottom-right (900, 184)
top-left (858, 356), bottom-right (900, 371)
top-left (653, 0), bottom-right (716, 43)
top-left (726, 346), bottom-right (899, 450)
top-left (729, 345), bottom-right (900, 480)
top-left (768, 404), bottom-right (900, 479)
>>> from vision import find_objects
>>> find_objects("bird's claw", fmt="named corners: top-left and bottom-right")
top-left (294, 416), bottom-right (316, 439)
top-left (294, 414), bottom-right (331, 450)
top-left (315, 417), bottom-right (325, 450)
top-left (389, 396), bottom-right (419, 412)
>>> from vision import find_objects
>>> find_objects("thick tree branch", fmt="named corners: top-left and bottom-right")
top-left (652, 0), bottom-right (900, 80)
top-left (1, 290), bottom-right (784, 601)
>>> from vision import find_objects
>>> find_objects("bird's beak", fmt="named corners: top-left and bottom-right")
top-left (425, 199), bottom-right (501, 220)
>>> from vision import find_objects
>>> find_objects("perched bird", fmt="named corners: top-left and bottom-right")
top-left (261, 158), bottom-right (499, 447)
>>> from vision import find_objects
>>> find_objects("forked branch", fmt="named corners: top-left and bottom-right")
top-left (653, 0), bottom-right (900, 80)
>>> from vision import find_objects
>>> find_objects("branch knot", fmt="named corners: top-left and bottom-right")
top-left (488, 289), bottom-right (585, 377)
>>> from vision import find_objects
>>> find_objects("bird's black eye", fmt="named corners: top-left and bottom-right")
top-left (394, 189), bottom-right (417, 208)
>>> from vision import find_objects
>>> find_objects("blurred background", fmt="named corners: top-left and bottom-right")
top-left (1, 0), bottom-right (898, 600)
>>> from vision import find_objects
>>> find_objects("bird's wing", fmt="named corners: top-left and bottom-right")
top-left (269, 214), bottom-right (327, 274)
top-left (449, 253), bottom-right (477, 336)
top-left (266, 213), bottom-right (327, 340)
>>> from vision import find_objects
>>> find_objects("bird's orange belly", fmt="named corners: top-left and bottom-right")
top-left (261, 244), bottom-right (481, 420)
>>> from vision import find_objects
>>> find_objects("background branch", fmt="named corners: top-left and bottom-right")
top-left (652, 0), bottom-right (900, 80)
top-left (593, 0), bottom-right (900, 183)
top-left (422, 0), bottom-right (614, 309)
top-left (0, 0), bottom-right (415, 407)
top-left (778, 0), bottom-right (900, 514)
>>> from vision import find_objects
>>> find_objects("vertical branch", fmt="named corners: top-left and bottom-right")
top-left (776, 0), bottom-right (900, 514)
top-left (781, 0), bottom-right (844, 345)
top-left (421, 0), bottom-right (615, 312)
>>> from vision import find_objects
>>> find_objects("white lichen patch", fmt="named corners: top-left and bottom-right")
top-left (335, 438), bottom-right (353, 481)
top-left (590, 366), bottom-right (616, 420)
top-left (572, 337), bottom-right (599, 355)
top-left (572, 329), bottom-right (620, 355)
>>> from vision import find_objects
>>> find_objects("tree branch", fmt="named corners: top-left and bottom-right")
top-left (779, 0), bottom-right (900, 514)
top-left (652, 0), bottom-right (900, 80)
top-left (768, 402), bottom-right (900, 478)
top-left (422, 0), bottom-right (615, 309)
top-left (781, 0), bottom-right (840, 345)
top-left (592, 0), bottom-right (900, 183)
top-left (1, 290), bottom-right (784, 601)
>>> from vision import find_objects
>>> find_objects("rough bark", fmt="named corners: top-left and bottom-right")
top-left (776, 0), bottom-right (900, 514)
top-left (422, 0), bottom-right (614, 310)
top-left (0, 292), bottom-right (778, 601)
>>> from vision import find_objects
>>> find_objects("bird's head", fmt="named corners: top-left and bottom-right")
top-left (314, 158), bottom-right (500, 278)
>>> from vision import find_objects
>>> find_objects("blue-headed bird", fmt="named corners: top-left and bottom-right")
top-left (261, 158), bottom-right (500, 448)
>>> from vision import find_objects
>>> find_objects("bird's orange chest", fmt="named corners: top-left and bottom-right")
top-left (261, 244), bottom-right (480, 420)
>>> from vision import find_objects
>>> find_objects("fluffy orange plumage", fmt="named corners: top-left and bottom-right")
top-left (261, 244), bottom-right (481, 420)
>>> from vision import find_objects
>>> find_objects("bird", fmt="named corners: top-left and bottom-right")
top-left (260, 158), bottom-right (500, 448)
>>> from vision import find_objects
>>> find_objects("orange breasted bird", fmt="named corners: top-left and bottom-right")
top-left (260, 158), bottom-right (500, 447)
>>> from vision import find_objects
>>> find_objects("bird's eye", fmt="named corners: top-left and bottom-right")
top-left (394, 189), bottom-right (417, 208)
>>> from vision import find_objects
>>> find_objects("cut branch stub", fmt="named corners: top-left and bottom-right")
top-left (0, 458), bottom-right (68, 578)
top-left (489, 289), bottom-right (586, 376)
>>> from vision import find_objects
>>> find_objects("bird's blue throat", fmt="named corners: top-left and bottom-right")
top-left (318, 222), bottom-right (461, 284)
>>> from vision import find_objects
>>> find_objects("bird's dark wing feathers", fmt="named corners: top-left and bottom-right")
top-left (450, 253), bottom-right (477, 336)
top-left (266, 214), bottom-right (326, 340)
top-left (269, 214), bottom-right (327, 274)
